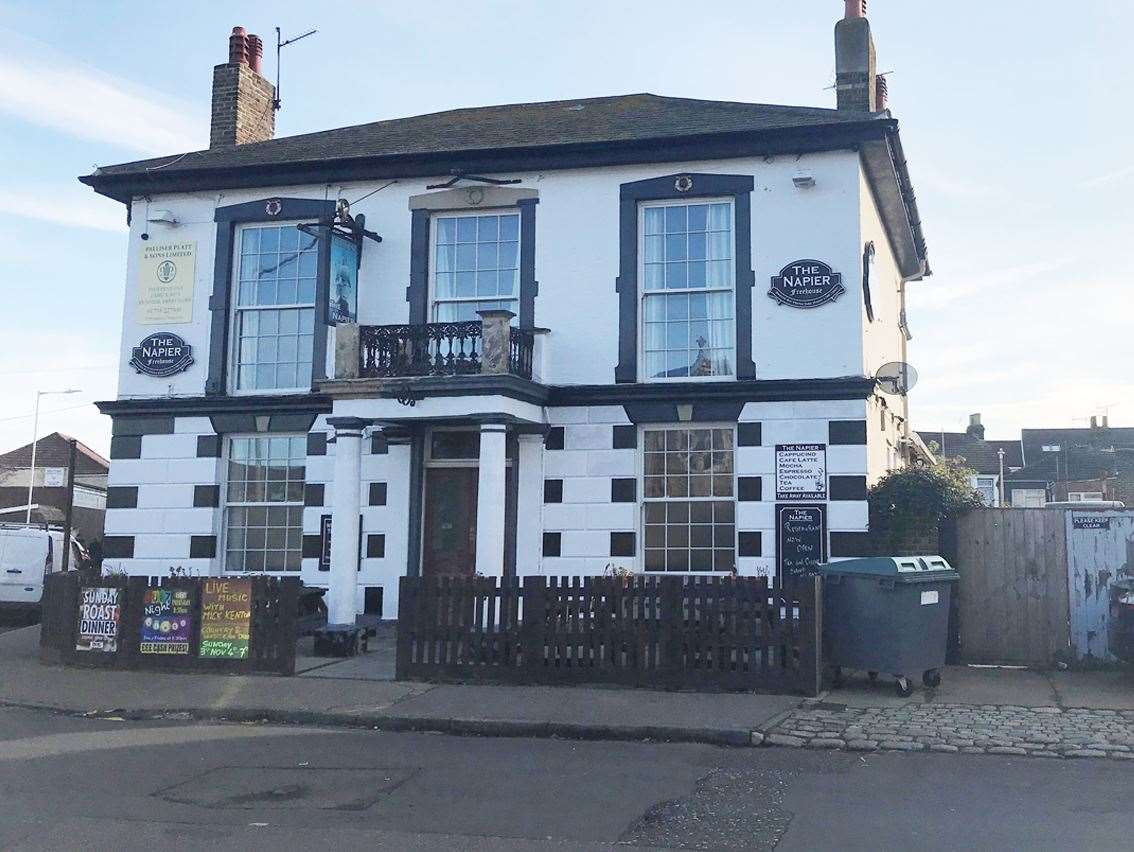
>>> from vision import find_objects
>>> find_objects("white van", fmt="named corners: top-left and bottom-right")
top-left (0, 526), bottom-right (85, 614)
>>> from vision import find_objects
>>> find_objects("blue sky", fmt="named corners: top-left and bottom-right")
top-left (1, 0), bottom-right (1131, 456)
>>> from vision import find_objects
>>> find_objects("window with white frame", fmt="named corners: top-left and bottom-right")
top-left (224, 436), bottom-right (306, 572)
top-left (1068, 491), bottom-right (1105, 502)
top-left (642, 427), bottom-right (736, 572)
top-left (233, 224), bottom-right (318, 392)
top-left (973, 475), bottom-right (997, 506)
top-left (640, 200), bottom-right (735, 380)
top-left (432, 211), bottom-right (520, 321)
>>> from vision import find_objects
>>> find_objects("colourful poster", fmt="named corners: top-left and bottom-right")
top-left (199, 579), bottom-right (252, 659)
top-left (140, 588), bottom-right (192, 655)
top-left (76, 586), bottom-right (120, 652)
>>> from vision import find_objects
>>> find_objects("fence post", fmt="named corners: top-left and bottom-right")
top-left (395, 575), bottom-right (415, 678)
top-left (521, 575), bottom-right (546, 678)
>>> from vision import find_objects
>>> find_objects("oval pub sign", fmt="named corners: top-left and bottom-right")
top-left (768, 259), bottom-right (845, 309)
top-left (129, 332), bottom-right (195, 378)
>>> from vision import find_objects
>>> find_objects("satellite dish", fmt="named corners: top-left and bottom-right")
top-left (875, 361), bottom-right (918, 395)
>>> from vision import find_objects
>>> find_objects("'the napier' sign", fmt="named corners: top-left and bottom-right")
top-left (768, 260), bottom-right (845, 308)
top-left (129, 333), bottom-right (195, 377)
top-left (776, 444), bottom-right (828, 501)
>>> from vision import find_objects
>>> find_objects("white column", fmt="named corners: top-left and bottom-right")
top-left (515, 433), bottom-right (545, 576)
top-left (327, 417), bottom-right (367, 627)
top-left (475, 423), bottom-right (508, 577)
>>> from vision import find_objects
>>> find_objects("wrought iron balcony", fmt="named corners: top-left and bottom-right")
top-left (356, 315), bottom-right (536, 380)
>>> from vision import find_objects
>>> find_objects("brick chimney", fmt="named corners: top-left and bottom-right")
top-left (210, 26), bottom-right (275, 148)
top-left (835, 0), bottom-right (878, 112)
top-left (966, 413), bottom-right (985, 440)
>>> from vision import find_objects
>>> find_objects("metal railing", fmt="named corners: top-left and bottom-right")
top-left (358, 321), bottom-right (535, 380)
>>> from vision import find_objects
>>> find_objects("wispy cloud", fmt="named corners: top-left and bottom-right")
top-left (1083, 164), bottom-right (1134, 188)
top-left (0, 187), bottom-right (126, 233)
top-left (0, 29), bottom-right (203, 156)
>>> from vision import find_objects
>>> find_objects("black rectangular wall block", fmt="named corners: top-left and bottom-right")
top-left (738, 531), bottom-right (762, 557)
top-left (106, 486), bottom-right (138, 509)
top-left (307, 432), bottom-right (328, 456)
top-left (545, 427), bottom-right (565, 450)
top-left (192, 485), bottom-right (219, 508)
top-left (366, 534), bottom-right (386, 558)
top-left (109, 436), bottom-right (142, 459)
top-left (830, 531), bottom-right (872, 557)
top-left (303, 484), bottom-right (325, 506)
top-left (611, 478), bottom-right (636, 502)
top-left (369, 482), bottom-right (388, 506)
top-left (196, 434), bottom-right (222, 458)
top-left (189, 535), bottom-right (217, 559)
top-left (363, 586), bottom-right (382, 616)
top-left (612, 425), bottom-right (637, 449)
top-left (302, 535), bottom-right (323, 559)
top-left (102, 536), bottom-right (135, 558)
top-left (829, 420), bottom-right (868, 445)
top-left (738, 476), bottom-right (762, 502)
top-left (544, 479), bottom-right (563, 503)
top-left (371, 433), bottom-right (388, 454)
top-left (737, 422), bottom-right (762, 447)
top-left (829, 475), bottom-right (868, 501)
top-left (111, 415), bottom-right (175, 436)
top-left (610, 531), bottom-right (635, 557)
top-left (542, 532), bottom-right (561, 557)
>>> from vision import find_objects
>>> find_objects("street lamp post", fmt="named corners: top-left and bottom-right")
top-left (25, 389), bottom-right (81, 525)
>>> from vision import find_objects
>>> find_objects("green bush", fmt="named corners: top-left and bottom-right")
top-left (869, 458), bottom-right (984, 545)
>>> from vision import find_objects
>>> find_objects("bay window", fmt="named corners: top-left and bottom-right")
top-left (641, 200), bottom-right (735, 380)
top-left (224, 435), bottom-right (306, 572)
top-left (233, 224), bottom-right (317, 392)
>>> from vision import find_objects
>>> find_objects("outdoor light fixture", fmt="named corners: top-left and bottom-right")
top-left (677, 404), bottom-right (694, 422)
top-left (147, 209), bottom-right (179, 225)
top-left (792, 174), bottom-right (816, 189)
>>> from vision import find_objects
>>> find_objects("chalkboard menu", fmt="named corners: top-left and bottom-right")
top-left (199, 579), bottom-right (252, 659)
top-left (776, 504), bottom-right (827, 582)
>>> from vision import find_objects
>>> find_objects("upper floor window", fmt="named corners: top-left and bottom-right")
top-left (432, 211), bottom-right (520, 322)
top-left (233, 224), bottom-right (317, 392)
top-left (640, 200), bottom-right (735, 380)
top-left (973, 475), bottom-right (998, 506)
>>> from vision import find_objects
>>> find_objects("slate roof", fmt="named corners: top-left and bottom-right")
top-left (86, 94), bottom-right (883, 179)
top-left (916, 431), bottom-right (1023, 474)
top-left (1020, 427), bottom-right (1134, 466)
top-left (0, 432), bottom-right (109, 477)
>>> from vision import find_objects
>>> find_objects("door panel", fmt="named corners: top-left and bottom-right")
top-left (422, 467), bottom-right (478, 577)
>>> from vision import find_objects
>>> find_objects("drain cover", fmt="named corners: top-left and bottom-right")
top-left (157, 766), bottom-right (415, 811)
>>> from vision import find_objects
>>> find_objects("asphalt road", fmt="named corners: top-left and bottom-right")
top-left (0, 705), bottom-right (1128, 851)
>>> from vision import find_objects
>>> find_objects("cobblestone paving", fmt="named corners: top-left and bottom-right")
top-left (758, 703), bottom-right (1134, 759)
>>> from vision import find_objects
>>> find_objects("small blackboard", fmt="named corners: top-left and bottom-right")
top-left (776, 504), bottom-right (827, 582)
top-left (1072, 515), bottom-right (1110, 530)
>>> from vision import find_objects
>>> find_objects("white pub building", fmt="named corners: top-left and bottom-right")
top-left (85, 3), bottom-right (930, 628)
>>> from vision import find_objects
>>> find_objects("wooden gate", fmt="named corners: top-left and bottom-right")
top-left (1066, 510), bottom-right (1134, 659)
top-left (952, 509), bottom-right (1070, 665)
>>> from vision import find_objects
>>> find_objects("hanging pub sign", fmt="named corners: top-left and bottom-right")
top-left (776, 504), bottom-right (827, 582)
top-left (199, 578), bottom-right (252, 659)
top-left (775, 444), bottom-right (828, 500)
top-left (768, 259), bottom-right (845, 309)
top-left (75, 586), bottom-right (121, 653)
top-left (129, 332), bottom-right (195, 377)
top-left (137, 241), bottom-right (196, 324)
top-left (328, 233), bottom-right (359, 324)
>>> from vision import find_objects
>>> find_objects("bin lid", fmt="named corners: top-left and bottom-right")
top-left (816, 555), bottom-right (958, 580)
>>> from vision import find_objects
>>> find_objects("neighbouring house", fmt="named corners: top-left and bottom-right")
top-left (81, 4), bottom-right (930, 624)
top-left (0, 432), bottom-right (109, 544)
top-left (917, 414), bottom-right (1023, 507)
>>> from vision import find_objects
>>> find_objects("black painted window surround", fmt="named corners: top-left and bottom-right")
top-left (615, 173), bottom-right (756, 383)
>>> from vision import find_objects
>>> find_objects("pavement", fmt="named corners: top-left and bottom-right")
top-left (1, 704), bottom-right (1131, 851)
top-left (3, 625), bottom-right (1132, 757)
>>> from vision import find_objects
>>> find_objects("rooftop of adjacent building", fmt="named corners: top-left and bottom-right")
top-left (0, 432), bottom-right (109, 477)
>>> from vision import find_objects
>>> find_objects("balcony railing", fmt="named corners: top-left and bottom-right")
top-left (356, 315), bottom-right (535, 380)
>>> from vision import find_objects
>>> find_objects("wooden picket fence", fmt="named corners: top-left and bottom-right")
top-left (396, 574), bottom-right (823, 695)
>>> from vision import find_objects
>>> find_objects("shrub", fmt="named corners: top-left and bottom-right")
top-left (869, 458), bottom-right (984, 550)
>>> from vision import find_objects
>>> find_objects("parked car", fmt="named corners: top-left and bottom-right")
top-left (0, 524), bottom-right (85, 618)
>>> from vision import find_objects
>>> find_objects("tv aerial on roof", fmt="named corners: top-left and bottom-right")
top-left (875, 361), bottom-right (918, 395)
top-left (273, 27), bottom-right (318, 113)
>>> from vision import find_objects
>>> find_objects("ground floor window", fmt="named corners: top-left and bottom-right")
top-left (642, 426), bottom-right (735, 572)
top-left (224, 435), bottom-right (306, 572)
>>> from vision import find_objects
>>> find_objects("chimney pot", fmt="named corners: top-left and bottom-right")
top-left (246, 33), bottom-right (264, 74)
top-left (228, 26), bottom-right (249, 66)
top-left (845, 0), bottom-right (866, 18)
top-left (875, 73), bottom-right (888, 110)
top-left (1090, 416), bottom-right (1098, 429)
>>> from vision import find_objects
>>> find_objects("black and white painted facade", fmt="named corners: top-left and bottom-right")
top-left (87, 16), bottom-right (928, 623)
